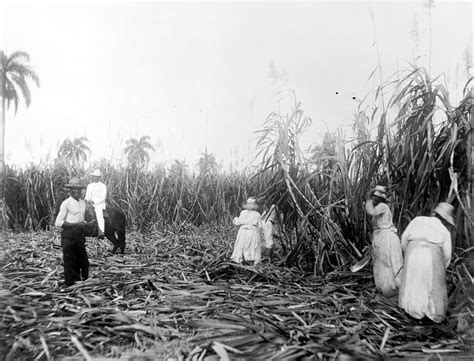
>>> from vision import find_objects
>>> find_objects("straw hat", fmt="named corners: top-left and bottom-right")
top-left (244, 197), bottom-right (259, 210)
top-left (372, 185), bottom-right (387, 200)
top-left (91, 169), bottom-right (102, 177)
top-left (432, 202), bottom-right (455, 227)
top-left (63, 177), bottom-right (86, 189)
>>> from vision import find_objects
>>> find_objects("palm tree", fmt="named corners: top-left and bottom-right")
top-left (123, 136), bottom-right (155, 167)
top-left (197, 148), bottom-right (218, 177)
top-left (0, 50), bottom-right (40, 228)
top-left (169, 159), bottom-right (188, 178)
top-left (57, 136), bottom-right (90, 167)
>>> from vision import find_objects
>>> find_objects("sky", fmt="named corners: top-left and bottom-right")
top-left (1, 0), bottom-right (472, 170)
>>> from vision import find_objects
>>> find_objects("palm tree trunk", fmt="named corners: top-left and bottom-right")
top-left (470, 88), bottom-right (473, 237)
top-left (0, 50), bottom-right (5, 230)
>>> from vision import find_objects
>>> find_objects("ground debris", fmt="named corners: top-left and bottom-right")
top-left (1, 228), bottom-right (470, 360)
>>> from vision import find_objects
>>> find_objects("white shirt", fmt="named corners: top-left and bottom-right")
top-left (55, 197), bottom-right (86, 227)
top-left (401, 216), bottom-right (452, 268)
top-left (233, 210), bottom-right (262, 227)
top-left (85, 181), bottom-right (107, 209)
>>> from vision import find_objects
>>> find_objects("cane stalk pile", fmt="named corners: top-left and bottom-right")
top-left (1, 227), bottom-right (472, 360)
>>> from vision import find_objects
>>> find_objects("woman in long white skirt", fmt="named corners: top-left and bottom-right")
top-left (399, 202), bottom-right (454, 322)
top-left (365, 185), bottom-right (403, 297)
top-left (230, 197), bottom-right (263, 265)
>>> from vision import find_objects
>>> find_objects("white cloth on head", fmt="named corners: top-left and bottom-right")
top-left (398, 216), bottom-right (452, 322)
top-left (85, 181), bottom-right (107, 232)
top-left (231, 210), bottom-right (262, 265)
top-left (54, 197), bottom-right (86, 227)
top-left (365, 200), bottom-right (403, 297)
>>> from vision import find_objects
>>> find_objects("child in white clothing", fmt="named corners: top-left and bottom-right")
top-left (261, 204), bottom-right (276, 261)
top-left (230, 197), bottom-right (263, 265)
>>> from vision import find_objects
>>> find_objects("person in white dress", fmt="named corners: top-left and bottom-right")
top-left (365, 185), bottom-right (403, 297)
top-left (398, 202), bottom-right (455, 323)
top-left (261, 204), bottom-right (277, 261)
top-left (230, 197), bottom-right (263, 265)
top-left (85, 169), bottom-right (107, 239)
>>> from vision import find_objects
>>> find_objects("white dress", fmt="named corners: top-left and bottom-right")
top-left (261, 206), bottom-right (276, 249)
top-left (230, 210), bottom-right (262, 264)
top-left (366, 200), bottom-right (403, 297)
top-left (399, 216), bottom-right (452, 322)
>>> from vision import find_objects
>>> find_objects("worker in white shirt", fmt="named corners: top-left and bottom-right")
top-left (55, 177), bottom-right (90, 286)
top-left (85, 169), bottom-right (107, 239)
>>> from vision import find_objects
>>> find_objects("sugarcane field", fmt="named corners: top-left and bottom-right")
top-left (1, 2), bottom-right (473, 361)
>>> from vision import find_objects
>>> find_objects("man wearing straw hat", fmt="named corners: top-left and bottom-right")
top-left (85, 169), bottom-right (107, 239)
top-left (398, 202), bottom-right (456, 323)
top-left (54, 177), bottom-right (90, 287)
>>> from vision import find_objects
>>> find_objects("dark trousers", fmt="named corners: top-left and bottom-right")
top-left (61, 228), bottom-right (89, 286)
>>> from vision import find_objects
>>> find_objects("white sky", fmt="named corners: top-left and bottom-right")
top-left (1, 0), bottom-right (472, 170)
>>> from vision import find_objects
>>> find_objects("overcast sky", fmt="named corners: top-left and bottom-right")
top-left (1, 0), bottom-right (472, 170)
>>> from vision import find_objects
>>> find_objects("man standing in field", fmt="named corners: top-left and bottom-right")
top-left (85, 169), bottom-right (107, 239)
top-left (54, 177), bottom-right (90, 287)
